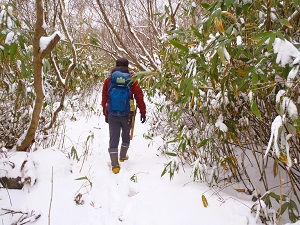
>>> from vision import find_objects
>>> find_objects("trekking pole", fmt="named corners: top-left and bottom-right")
top-left (130, 109), bottom-right (136, 140)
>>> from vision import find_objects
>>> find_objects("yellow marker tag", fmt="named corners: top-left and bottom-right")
top-left (130, 99), bottom-right (135, 111)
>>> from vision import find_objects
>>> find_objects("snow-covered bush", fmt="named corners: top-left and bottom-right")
top-left (139, 0), bottom-right (300, 223)
top-left (0, 2), bottom-right (106, 150)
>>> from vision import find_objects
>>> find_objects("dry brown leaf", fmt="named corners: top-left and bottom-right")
top-left (235, 188), bottom-right (246, 193)
top-left (214, 17), bottom-right (225, 35)
top-left (202, 194), bottom-right (208, 208)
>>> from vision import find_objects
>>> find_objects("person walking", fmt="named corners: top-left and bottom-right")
top-left (102, 57), bottom-right (146, 174)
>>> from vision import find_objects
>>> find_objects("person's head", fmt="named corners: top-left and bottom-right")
top-left (116, 57), bottom-right (129, 67)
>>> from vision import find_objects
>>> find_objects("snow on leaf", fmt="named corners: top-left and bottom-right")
top-left (273, 38), bottom-right (300, 67)
top-left (276, 90), bottom-right (285, 103)
top-left (282, 97), bottom-right (298, 120)
top-left (265, 115), bottom-right (282, 158)
top-left (286, 65), bottom-right (299, 88)
top-left (215, 115), bottom-right (228, 132)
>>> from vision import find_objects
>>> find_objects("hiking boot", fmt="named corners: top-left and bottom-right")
top-left (109, 150), bottom-right (120, 174)
top-left (120, 144), bottom-right (129, 162)
top-left (112, 165), bottom-right (120, 174)
top-left (120, 155), bottom-right (129, 162)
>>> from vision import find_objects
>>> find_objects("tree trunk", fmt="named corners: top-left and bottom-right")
top-left (17, 0), bottom-right (60, 151)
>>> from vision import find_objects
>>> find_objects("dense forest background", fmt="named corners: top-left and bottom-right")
top-left (0, 0), bottom-right (300, 223)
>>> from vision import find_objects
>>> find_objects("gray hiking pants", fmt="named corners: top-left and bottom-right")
top-left (108, 114), bottom-right (132, 157)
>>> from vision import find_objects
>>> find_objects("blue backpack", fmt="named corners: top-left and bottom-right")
top-left (107, 71), bottom-right (132, 116)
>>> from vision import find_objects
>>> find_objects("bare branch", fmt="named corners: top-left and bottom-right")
top-left (118, 0), bottom-right (158, 71)
top-left (43, 0), bottom-right (77, 132)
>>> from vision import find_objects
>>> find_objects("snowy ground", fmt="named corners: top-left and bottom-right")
top-left (0, 100), bottom-right (299, 225)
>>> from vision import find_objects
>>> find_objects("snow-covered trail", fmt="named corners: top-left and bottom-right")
top-left (1, 102), bottom-right (260, 225)
top-left (53, 111), bottom-right (259, 225)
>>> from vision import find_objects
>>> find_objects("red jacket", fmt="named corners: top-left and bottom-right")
top-left (102, 77), bottom-right (146, 116)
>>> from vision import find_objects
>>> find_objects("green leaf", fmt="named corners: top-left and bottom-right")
top-left (164, 5), bottom-right (170, 14)
top-left (289, 199), bottom-right (299, 213)
top-left (224, 0), bottom-right (234, 6)
top-left (165, 152), bottom-right (177, 157)
top-left (282, 64), bottom-right (290, 79)
top-left (75, 176), bottom-right (88, 181)
top-left (200, 3), bottom-right (210, 10)
top-left (169, 40), bottom-right (188, 52)
top-left (253, 32), bottom-right (273, 48)
top-left (9, 42), bottom-right (18, 62)
top-left (269, 192), bottom-right (281, 203)
top-left (161, 162), bottom-right (170, 177)
top-left (294, 119), bottom-right (300, 132)
top-left (252, 72), bottom-right (258, 86)
top-left (191, 26), bottom-right (202, 39)
top-left (276, 31), bottom-right (285, 42)
top-left (238, 74), bottom-right (250, 91)
top-left (199, 138), bottom-right (210, 148)
top-left (267, 33), bottom-right (276, 52)
top-left (279, 202), bottom-right (289, 215)
top-left (251, 100), bottom-right (262, 118)
top-left (236, 6), bottom-right (242, 15)
top-left (242, 3), bottom-right (250, 16)
top-left (130, 174), bottom-right (137, 183)
top-left (75, 176), bottom-right (93, 188)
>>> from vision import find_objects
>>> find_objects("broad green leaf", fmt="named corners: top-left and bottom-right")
top-left (279, 202), bottom-right (289, 215)
top-left (236, 5), bottom-right (242, 15)
top-left (242, 3), bottom-right (250, 16)
top-left (200, 3), bottom-right (210, 10)
top-left (267, 33), bottom-right (276, 52)
top-left (282, 64), bottom-right (290, 79)
top-left (269, 192), bottom-right (286, 202)
top-left (289, 200), bottom-right (299, 213)
top-left (253, 32), bottom-right (273, 48)
top-left (217, 47), bottom-right (227, 65)
top-left (252, 72), bottom-right (258, 86)
top-left (251, 100), bottom-right (262, 118)
top-left (276, 31), bottom-right (285, 40)
top-left (191, 26), bottom-right (202, 39)
top-left (277, 18), bottom-right (293, 28)
top-left (169, 40), bottom-right (188, 52)
top-left (224, 0), bottom-right (234, 7)
top-left (238, 74), bottom-right (250, 91)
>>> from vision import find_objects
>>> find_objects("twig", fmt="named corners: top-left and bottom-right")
top-left (48, 166), bottom-right (54, 225)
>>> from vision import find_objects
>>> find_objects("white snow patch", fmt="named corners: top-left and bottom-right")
top-left (40, 31), bottom-right (61, 52)
top-left (265, 115), bottom-right (282, 157)
top-left (215, 115), bottom-right (228, 132)
top-left (273, 38), bottom-right (300, 67)
top-left (237, 35), bottom-right (242, 46)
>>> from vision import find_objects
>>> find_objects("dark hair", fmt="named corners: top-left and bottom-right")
top-left (116, 57), bottom-right (129, 67)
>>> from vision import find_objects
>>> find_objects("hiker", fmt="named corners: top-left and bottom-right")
top-left (102, 57), bottom-right (146, 174)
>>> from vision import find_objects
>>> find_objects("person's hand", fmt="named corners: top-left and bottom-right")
top-left (140, 114), bottom-right (146, 123)
top-left (105, 116), bottom-right (108, 123)
top-left (103, 106), bottom-right (108, 117)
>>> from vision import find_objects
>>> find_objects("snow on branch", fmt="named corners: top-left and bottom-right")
top-left (40, 31), bottom-right (61, 58)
